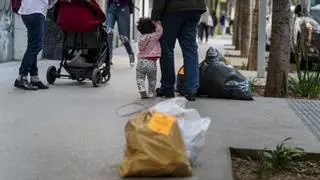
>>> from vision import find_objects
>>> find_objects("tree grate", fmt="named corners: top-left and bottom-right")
top-left (288, 99), bottom-right (320, 142)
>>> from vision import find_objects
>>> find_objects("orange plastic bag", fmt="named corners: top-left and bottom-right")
top-left (119, 111), bottom-right (192, 177)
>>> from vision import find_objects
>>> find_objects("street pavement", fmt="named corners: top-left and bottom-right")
top-left (0, 36), bottom-right (319, 180)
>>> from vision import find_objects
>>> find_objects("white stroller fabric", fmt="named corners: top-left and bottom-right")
top-left (151, 98), bottom-right (211, 166)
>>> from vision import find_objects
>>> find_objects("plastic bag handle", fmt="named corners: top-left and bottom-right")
top-left (116, 102), bottom-right (149, 117)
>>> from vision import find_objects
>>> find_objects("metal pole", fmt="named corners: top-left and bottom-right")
top-left (142, 0), bottom-right (145, 17)
top-left (257, 0), bottom-right (266, 78)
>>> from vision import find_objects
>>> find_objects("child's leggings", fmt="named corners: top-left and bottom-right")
top-left (136, 58), bottom-right (157, 94)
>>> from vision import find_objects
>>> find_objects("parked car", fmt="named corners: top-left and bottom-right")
top-left (292, 0), bottom-right (320, 69)
top-left (266, 6), bottom-right (295, 52)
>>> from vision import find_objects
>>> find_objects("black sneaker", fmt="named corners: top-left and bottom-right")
top-left (156, 88), bottom-right (175, 98)
top-left (14, 79), bottom-right (38, 90)
top-left (140, 91), bottom-right (149, 99)
top-left (185, 93), bottom-right (196, 101)
top-left (31, 81), bottom-right (49, 89)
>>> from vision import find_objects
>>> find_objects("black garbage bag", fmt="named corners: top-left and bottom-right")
top-left (176, 47), bottom-right (253, 101)
top-left (199, 60), bottom-right (253, 100)
top-left (177, 47), bottom-right (224, 95)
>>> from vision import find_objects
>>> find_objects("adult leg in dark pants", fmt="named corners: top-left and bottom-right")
top-left (198, 22), bottom-right (205, 42)
top-left (106, 3), bottom-right (135, 67)
top-left (14, 13), bottom-right (48, 90)
top-left (212, 26), bottom-right (216, 37)
top-left (199, 22), bottom-right (208, 43)
top-left (157, 11), bottom-right (201, 101)
top-left (179, 13), bottom-right (200, 99)
top-left (204, 24), bottom-right (209, 42)
top-left (117, 4), bottom-right (135, 67)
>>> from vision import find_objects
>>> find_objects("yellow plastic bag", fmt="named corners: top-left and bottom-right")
top-left (119, 111), bottom-right (193, 177)
top-left (224, 58), bottom-right (231, 65)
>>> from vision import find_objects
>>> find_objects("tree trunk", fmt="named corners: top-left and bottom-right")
top-left (265, 0), bottom-right (291, 97)
top-left (240, 0), bottom-right (251, 57)
top-left (236, 0), bottom-right (242, 50)
top-left (233, 0), bottom-right (239, 46)
top-left (247, 0), bottom-right (259, 70)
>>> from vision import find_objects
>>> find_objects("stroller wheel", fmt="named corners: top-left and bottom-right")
top-left (46, 66), bottom-right (57, 85)
top-left (92, 68), bottom-right (102, 87)
top-left (77, 78), bottom-right (85, 82)
top-left (101, 70), bottom-right (111, 84)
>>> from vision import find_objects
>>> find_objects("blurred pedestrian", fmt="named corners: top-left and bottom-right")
top-left (198, 9), bottom-right (210, 43)
top-left (226, 17), bottom-right (232, 35)
top-left (207, 13), bottom-right (214, 38)
top-left (210, 10), bottom-right (218, 37)
top-left (220, 11), bottom-right (226, 35)
top-left (105, 0), bottom-right (135, 67)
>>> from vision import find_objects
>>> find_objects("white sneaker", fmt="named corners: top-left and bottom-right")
top-left (129, 54), bottom-right (135, 67)
top-left (148, 93), bottom-right (156, 98)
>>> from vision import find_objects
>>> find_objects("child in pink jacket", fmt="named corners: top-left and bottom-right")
top-left (136, 18), bottom-right (163, 99)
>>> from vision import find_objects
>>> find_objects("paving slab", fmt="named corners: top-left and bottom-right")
top-left (0, 36), bottom-right (319, 180)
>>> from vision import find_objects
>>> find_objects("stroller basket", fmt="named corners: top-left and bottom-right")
top-left (65, 66), bottom-right (95, 79)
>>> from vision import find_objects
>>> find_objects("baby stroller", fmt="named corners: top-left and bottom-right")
top-left (46, 0), bottom-right (111, 87)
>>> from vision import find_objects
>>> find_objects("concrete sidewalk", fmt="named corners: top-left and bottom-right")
top-left (0, 36), bottom-right (319, 180)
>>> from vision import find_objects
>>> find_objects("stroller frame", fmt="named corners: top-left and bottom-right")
top-left (46, 25), bottom-right (111, 87)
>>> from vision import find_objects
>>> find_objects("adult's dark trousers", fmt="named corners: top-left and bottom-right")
top-left (19, 13), bottom-right (45, 77)
top-left (198, 22), bottom-right (209, 42)
top-left (106, 3), bottom-right (134, 60)
top-left (159, 10), bottom-right (202, 95)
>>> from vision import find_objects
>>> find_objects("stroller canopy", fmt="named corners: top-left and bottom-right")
top-left (55, 0), bottom-right (106, 32)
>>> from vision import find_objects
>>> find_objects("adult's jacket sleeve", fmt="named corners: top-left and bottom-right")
top-left (151, 0), bottom-right (167, 20)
